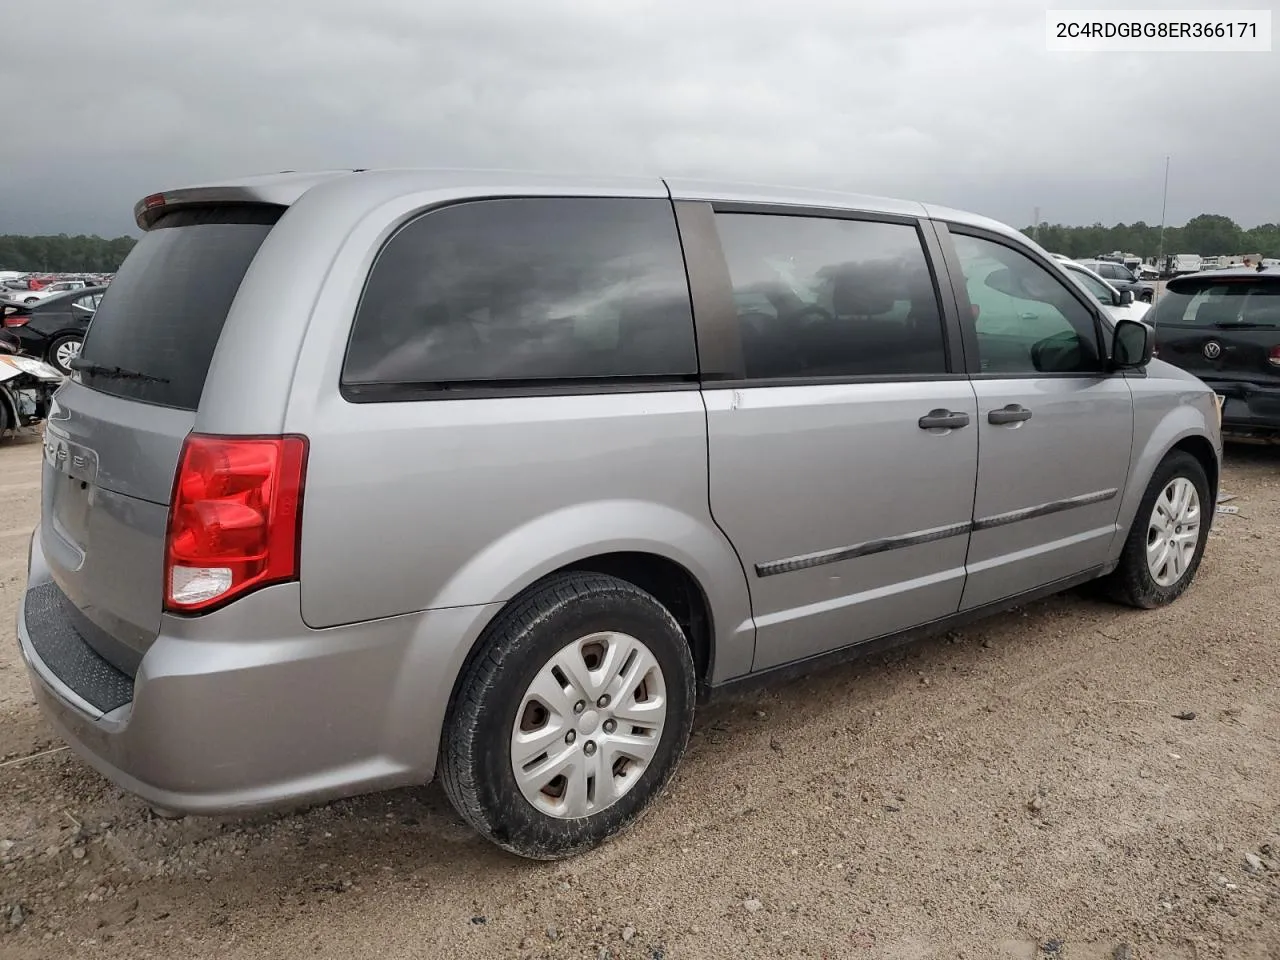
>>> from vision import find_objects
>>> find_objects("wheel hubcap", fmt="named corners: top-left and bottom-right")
top-left (511, 631), bottom-right (667, 820)
top-left (55, 340), bottom-right (81, 370)
top-left (1146, 477), bottom-right (1201, 587)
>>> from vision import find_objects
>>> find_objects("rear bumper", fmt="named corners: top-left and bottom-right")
top-left (1204, 379), bottom-right (1280, 438)
top-left (18, 531), bottom-right (500, 815)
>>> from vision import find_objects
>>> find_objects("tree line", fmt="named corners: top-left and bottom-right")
top-left (0, 234), bottom-right (137, 273)
top-left (1022, 214), bottom-right (1280, 260)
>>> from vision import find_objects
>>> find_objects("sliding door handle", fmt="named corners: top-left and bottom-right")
top-left (988, 404), bottom-right (1033, 425)
top-left (918, 409), bottom-right (971, 430)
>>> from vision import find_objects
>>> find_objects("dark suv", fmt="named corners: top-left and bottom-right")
top-left (1150, 267), bottom-right (1280, 440)
top-left (1080, 259), bottom-right (1156, 303)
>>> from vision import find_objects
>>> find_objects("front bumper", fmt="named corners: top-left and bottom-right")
top-left (18, 531), bottom-right (499, 815)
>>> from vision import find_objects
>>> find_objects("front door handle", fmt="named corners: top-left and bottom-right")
top-left (918, 409), bottom-right (971, 430)
top-left (988, 404), bottom-right (1033, 425)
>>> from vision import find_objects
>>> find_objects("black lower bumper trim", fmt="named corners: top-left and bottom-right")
top-left (24, 582), bottom-right (134, 713)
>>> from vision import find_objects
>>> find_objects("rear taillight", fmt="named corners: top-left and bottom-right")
top-left (1269, 345), bottom-right (1280, 368)
top-left (164, 434), bottom-right (308, 613)
top-left (2, 313), bottom-right (28, 327)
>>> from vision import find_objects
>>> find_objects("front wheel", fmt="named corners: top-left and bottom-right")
top-left (1107, 450), bottom-right (1210, 608)
top-left (440, 572), bottom-right (696, 859)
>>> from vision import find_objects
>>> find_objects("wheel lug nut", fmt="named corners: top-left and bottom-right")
top-left (584, 741), bottom-right (597, 756)
top-left (603, 719), bottom-right (617, 733)
top-left (565, 730), bottom-right (576, 745)
top-left (574, 701), bottom-right (586, 715)
top-left (597, 695), bottom-right (610, 708)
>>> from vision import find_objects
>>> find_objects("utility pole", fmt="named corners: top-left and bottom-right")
top-left (1033, 207), bottom-right (1040, 243)
top-left (1157, 155), bottom-right (1170, 272)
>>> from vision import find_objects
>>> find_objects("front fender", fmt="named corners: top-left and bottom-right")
top-left (1108, 377), bottom-right (1222, 565)
top-left (426, 498), bottom-right (756, 683)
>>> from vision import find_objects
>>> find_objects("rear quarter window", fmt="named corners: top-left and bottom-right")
top-left (78, 205), bottom-right (281, 410)
top-left (342, 197), bottom-right (697, 397)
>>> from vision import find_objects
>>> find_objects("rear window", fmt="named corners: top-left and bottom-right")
top-left (78, 205), bottom-right (281, 410)
top-left (1152, 278), bottom-right (1280, 329)
top-left (342, 197), bottom-right (697, 396)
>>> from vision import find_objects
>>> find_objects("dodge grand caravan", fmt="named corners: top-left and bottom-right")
top-left (18, 170), bottom-right (1222, 859)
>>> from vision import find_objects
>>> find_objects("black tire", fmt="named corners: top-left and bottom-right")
top-left (46, 334), bottom-right (83, 375)
top-left (1141, 290), bottom-right (1155, 303)
top-left (1107, 450), bottom-right (1210, 609)
top-left (440, 571), bottom-right (696, 860)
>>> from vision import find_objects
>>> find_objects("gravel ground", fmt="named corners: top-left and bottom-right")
top-left (1, 431), bottom-right (1277, 960)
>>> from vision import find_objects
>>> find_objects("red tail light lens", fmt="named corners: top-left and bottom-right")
top-left (164, 434), bottom-right (308, 613)
top-left (2, 313), bottom-right (28, 327)
top-left (1269, 345), bottom-right (1280, 368)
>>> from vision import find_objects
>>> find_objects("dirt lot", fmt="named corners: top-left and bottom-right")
top-left (1, 431), bottom-right (1277, 960)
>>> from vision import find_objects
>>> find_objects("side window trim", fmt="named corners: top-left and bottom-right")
top-left (934, 221), bottom-right (1111, 378)
top-left (674, 201), bottom-right (968, 387)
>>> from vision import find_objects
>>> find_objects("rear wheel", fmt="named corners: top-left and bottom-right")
top-left (1107, 450), bottom-right (1210, 608)
top-left (47, 334), bottom-right (83, 375)
top-left (440, 572), bottom-right (696, 859)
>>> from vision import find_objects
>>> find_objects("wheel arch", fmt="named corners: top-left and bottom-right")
top-left (1109, 406), bottom-right (1221, 567)
top-left (440, 549), bottom-right (725, 733)
top-left (1169, 434), bottom-right (1219, 506)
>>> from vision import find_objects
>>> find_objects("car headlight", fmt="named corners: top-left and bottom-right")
top-left (0, 355), bottom-right (62, 379)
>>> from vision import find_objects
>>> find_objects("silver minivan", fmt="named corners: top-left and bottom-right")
top-left (18, 170), bottom-right (1222, 859)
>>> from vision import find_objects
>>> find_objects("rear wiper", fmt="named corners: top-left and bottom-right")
top-left (1212, 321), bottom-right (1276, 330)
top-left (68, 358), bottom-right (170, 384)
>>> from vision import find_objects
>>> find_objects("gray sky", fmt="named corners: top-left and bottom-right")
top-left (3, 0), bottom-right (1277, 237)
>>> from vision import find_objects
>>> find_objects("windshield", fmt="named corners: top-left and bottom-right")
top-left (1151, 279), bottom-right (1280, 329)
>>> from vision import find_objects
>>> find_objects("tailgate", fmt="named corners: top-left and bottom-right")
top-left (1152, 275), bottom-right (1280, 382)
top-left (42, 386), bottom-right (193, 670)
top-left (37, 204), bottom-right (282, 672)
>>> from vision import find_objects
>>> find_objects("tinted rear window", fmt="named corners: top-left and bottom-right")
top-left (79, 205), bottom-right (281, 410)
top-left (342, 197), bottom-right (697, 395)
top-left (1152, 278), bottom-right (1280, 329)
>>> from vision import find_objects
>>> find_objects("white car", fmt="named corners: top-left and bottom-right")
top-left (1059, 259), bottom-right (1152, 323)
top-left (2, 280), bottom-right (88, 304)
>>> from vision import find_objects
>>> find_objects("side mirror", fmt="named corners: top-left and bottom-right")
top-left (1119, 289), bottom-right (1135, 306)
top-left (1112, 318), bottom-right (1154, 369)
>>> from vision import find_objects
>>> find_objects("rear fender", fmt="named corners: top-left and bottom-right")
top-left (426, 499), bottom-right (756, 684)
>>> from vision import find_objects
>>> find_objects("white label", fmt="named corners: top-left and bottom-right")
top-left (1047, 10), bottom-right (1272, 51)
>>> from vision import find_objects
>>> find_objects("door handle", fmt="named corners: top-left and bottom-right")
top-left (1018, 312), bottom-right (1038, 320)
top-left (918, 409), bottom-right (971, 430)
top-left (988, 404), bottom-right (1033, 425)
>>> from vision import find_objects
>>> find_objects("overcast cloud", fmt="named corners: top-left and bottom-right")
top-left (2, 0), bottom-right (1277, 237)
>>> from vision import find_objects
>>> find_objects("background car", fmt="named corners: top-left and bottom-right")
top-left (1, 278), bottom-right (90, 304)
top-left (1078, 259), bottom-right (1156, 303)
top-left (1148, 266), bottom-right (1280, 441)
top-left (0, 285), bottom-right (104, 373)
top-left (1059, 259), bottom-right (1151, 323)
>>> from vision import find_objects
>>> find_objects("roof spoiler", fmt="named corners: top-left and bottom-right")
top-left (132, 171), bottom-right (357, 229)
top-left (133, 186), bottom-right (284, 230)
